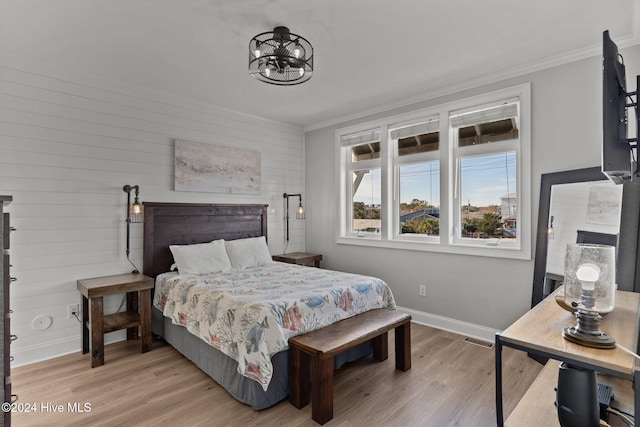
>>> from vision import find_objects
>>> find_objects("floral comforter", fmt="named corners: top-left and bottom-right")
top-left (153, 262), bottom-right (396, 390)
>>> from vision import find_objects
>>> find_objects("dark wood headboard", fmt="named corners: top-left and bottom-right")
top-left (142, 202), bottom-right (268, 278)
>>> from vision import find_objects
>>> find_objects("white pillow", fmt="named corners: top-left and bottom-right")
top-left (169, 240), bottom-right (231, 275)
top-left (225, 236), bottom-right (273, 269)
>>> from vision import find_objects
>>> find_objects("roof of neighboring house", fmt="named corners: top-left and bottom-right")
top-left (400, 208), bottom-right (440, 222)
top-left (353, 219), bottom-right (382, 231)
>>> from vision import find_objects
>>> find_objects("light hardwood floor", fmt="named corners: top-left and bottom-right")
top-left (12, 323), bottom-right (542, 427)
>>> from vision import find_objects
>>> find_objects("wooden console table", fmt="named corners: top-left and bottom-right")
top-left (495, 289), bottom-right (640, 426)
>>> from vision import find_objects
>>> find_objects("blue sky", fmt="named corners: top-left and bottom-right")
top-left (353, 153), bottom-right (516, 207)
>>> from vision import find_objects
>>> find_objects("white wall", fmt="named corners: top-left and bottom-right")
top-left (304, 44), bottom-right (640, 336)
top-left (3, 43), bottom-right (639, 365)
top-left (0, 54), bottom-right (305, 365)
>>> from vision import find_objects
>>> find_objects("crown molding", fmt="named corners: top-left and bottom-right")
top-left (304, 32), bottom-right (640, 133)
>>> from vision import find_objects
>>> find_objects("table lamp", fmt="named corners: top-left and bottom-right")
top-left (562, 243), bottom-right (616, 349)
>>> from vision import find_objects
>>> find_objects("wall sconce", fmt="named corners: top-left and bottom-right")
top-left (283, 193), bottom-right (305, 242)
top-left (548, 215), bottom-right (555, 239)
top-left (123, 185), bottom-right (143, 273)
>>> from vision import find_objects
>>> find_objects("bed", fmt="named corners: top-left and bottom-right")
top-left (143, 202), bottom-right (396, 409)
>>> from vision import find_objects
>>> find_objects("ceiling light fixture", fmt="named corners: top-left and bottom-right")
top-left (249, 26), bottom-right (313, 86)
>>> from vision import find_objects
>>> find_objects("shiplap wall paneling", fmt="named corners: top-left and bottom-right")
top-left (0, 62), bottom-right (305, 365)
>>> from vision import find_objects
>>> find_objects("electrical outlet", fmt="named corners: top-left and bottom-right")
top-left (419, 285), bottom-right (427, 297)
top-left (67, 303), bottom-right (79, 319)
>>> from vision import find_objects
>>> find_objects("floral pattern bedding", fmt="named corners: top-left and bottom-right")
top-left (153, 262), bottom-right (396, 390)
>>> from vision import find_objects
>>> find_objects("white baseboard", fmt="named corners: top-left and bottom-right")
top-left (12, 331), bottom-right (127, 368)
top-left (396, 306), bottom-right (500, 343)
top-left (13, 309), bottom-right (498, 367)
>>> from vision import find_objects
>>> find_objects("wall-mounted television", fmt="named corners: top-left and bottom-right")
top-left (602, 30), bottom-right (638, 184)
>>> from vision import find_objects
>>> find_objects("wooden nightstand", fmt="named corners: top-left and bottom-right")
top-left (272, 252), bottom-right (323, 267)
top-left (77, 273), bottom-right (154, 368)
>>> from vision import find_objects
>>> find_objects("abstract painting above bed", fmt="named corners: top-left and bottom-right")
top-left (154, 262), bottom-right (396, 390)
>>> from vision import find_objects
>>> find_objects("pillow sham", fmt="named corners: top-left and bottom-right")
top-left (225, 236), bottom-right (273, 269)
top-left (169, 239), bottom-right (231, 275)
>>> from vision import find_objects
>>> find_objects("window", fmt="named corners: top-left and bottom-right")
top-left (340, 129), bottom-right (382, 237)
top-left (337, 84), bottom-right (531, 259)
top-left (392, 117), bottom-right (440, 239)
top-left (450, 100), bottom-right (520, 246)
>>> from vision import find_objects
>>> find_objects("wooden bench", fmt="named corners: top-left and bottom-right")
top-left (288, 308), bottom-right (411, 424)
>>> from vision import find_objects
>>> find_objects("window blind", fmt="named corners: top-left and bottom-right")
top-left (449, 101), bottom-right (518, 129)
top-left (341, 129), bottom-right (381, 147)
top-left (390, 120), bottom-right (439, 140)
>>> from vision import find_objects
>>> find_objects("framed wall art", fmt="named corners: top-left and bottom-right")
top-left (174, 139), bottom-right (261, 194)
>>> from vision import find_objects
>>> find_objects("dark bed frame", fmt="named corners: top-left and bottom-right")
top-left (143, 202), bottom-right (268, 280)
top-left (142, 202), bottom-right (371, 410)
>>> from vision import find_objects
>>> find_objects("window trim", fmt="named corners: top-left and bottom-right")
top-left (339, 125), bottom-right (383, 239)
top-left (452, 144), bottom-right (519, 248)
top-left (393, 149), bottom-right (440, 243)
top-left (335, 83), bottom-right (531, 260)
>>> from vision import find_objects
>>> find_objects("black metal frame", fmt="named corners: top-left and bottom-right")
top-left (531, 166), bottom-right (640, 308)
top-left (494, 332), bottom-right (640, 426)
top-left (123, 184), bottom-right (142, 273)
top-left (501, 165), bottom-right (640, 424)
top-left (248, 26), bottom-right (314, 86)
top-left (283, 192), bottom-right (304, 242)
